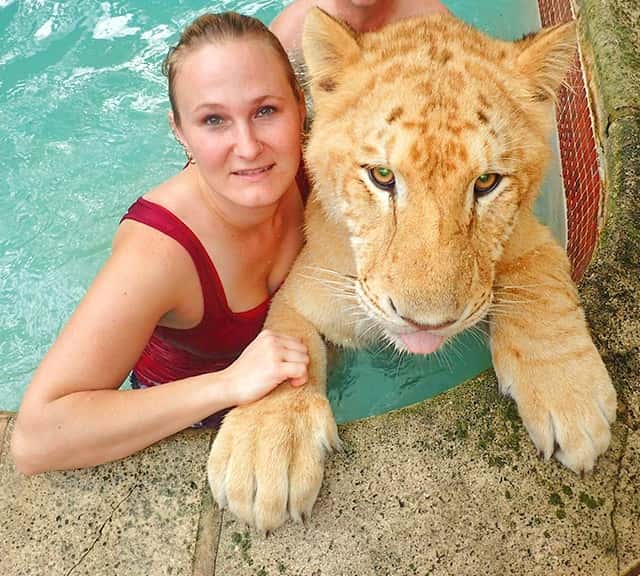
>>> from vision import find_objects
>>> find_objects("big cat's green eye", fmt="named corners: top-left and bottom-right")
top-left (367, 166), bottom-right (396, 191)
top-left (474, 173), bottom-right (502, 197)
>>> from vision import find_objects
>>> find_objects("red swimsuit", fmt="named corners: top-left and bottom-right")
top-left (121, 197), bottom-right (271, 388)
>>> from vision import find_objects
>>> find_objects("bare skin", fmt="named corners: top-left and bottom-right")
top-left (270, 0), bottom-right (450, 53)
top-left (11, 38), bottom-right (308, 476)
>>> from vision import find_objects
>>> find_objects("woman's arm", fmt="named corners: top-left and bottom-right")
top-left (10, 224), bottom-right (308, 475)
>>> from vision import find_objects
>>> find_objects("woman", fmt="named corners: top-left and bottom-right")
top-left (11, 12), bottom-right (309, 475)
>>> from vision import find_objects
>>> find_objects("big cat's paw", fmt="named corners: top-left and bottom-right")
top-left (500, 348), bottom-right (617, 474)
top-left (207, 390), bottom-right (339, 533)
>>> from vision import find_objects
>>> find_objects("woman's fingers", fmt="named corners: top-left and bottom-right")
top-left (279, 347), bottom-right (309, 364)
top-left (255, 329), bottom-right (310, 385)
top-left (288, 376), bottom-right (307, 387)
top-left (279, 362), bottom-right (308, 384)
top-left (261, 330), bottom-right (308, 352)
top-left (277, 345), bottom-right (308, 384)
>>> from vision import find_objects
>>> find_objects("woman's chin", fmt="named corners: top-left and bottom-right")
top-left (232, 186), bottom-right (288, 210)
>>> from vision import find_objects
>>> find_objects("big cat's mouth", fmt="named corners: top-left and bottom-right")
top-left (354, 281), bottom-right (493, 356)
top-left (355, 282), bottom-right (450, 355)
top-left (387, 296), bottom-right (493, 355)
top-left (397, 331), bottom-right (446, 354)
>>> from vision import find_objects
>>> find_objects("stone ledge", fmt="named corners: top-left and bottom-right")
top-left (0, 421), bottom-right (216, 576)
top-left (213, 371), bottom-right (625, 576)
top-left (579, 112), bottom-right (640, 433)
top-left (0, 414), bottom-right (10, 467)
top-left (615, 429), bottom-right (640, 575)
top-left (577, 0), bottom-right (640, 140)
top-left (601, 113), bottom-right (640, 258)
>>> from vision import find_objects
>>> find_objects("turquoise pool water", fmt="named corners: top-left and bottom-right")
top-left (0, 0), bottom-right (564, 420)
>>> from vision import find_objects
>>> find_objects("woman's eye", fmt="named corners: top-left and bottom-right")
top-left (256, 105), bottom-right (276, 118)
top-left (205, 115), bottom-right (224, 127)
top-left (367, 166), bottom-right (396, 192)
top-left (473, 173), bottom-right (502, 198)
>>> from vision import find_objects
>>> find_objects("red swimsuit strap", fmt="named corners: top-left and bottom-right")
top-left (121, 197), bottom-right (269, 330)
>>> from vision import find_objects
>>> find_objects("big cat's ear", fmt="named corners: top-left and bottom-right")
top-left (302, 7), bottom-right (361, 99)
top-left (516, 20), bottom-right (577, 102)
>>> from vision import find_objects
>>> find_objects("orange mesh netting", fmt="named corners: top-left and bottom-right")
top-left (538, 0), bottom-right (603, 280)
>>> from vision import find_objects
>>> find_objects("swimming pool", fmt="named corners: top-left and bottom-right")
top-left (0, 0), bottom-right (565, 420)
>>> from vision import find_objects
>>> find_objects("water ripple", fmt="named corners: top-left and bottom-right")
top-left (93, 13), bottom-right (139, 40)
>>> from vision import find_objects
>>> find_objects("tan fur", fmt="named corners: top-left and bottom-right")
top-left (208, 10), bottom-right (617, 532)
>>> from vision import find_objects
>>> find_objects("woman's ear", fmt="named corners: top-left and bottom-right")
top-left (169, 110), bottom-right (194, 164)
top-left (168, 110), bottom-right (183, 144)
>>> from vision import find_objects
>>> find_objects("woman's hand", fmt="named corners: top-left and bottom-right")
top-left (223, 329), bottom-right (309, 405)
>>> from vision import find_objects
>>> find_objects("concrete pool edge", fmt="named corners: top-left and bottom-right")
top-left (2, 3), bottom-right (639, 576)
top-left (576, 0), bottom-right (640, 267)
top-left (576, 0), bottom-right (640, 145)
top-left (575, 0), bottom-right (640, 430)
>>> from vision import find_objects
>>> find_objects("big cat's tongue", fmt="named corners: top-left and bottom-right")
top-left (400, 331), bottom-right (446, 355)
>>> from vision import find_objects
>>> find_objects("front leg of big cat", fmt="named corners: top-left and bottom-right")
top-left (491, 215), bottom-right (617, 473)
top-left (487, 21), bottom-right (617, 473)
top-left (207, 259), bottom-right (342, 533)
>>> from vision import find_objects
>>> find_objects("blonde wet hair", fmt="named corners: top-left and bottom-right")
top-left (162, 12), bottom-right (301, 126)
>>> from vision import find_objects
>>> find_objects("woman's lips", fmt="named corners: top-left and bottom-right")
top-left (231, 164), bottom-right (275, 179)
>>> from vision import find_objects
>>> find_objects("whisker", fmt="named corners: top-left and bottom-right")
top-left (488, 305), bottom-right (523, 312)
top-left (296, 275), bottom-right (356, 292)
top-left (488, 307), bottom-right (527, 316)
top-left (495, 283), bottom-right (544, 290)
top-left (491, 297), bottom-right (531, 305)
top-left (300, 265), bottom-right (357, 281)
top-left (486, 311), bottom-right (525, 321)
top-left (447, 337), bottom-right (465, 361)
top-left (358, 321), bottom-right (383, 341)
top-left (491, 300), bottom-right (537, 308)
top-left (436, 343), bottom-right (454, 372)
top-left (469, 324), bottom-right (490, 341)
top-left (467, 331), bottom-right (485, 348)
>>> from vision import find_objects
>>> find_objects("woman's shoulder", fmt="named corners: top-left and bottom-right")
top-left (114, 174), bottom-right (199, 269)
top-left (141, 168), bottom-right (192, 213)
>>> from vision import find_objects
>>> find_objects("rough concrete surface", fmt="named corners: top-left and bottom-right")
top-left (214, 375), bottom-right (625, 576)
top-left (582, 114), bottom-right (640, 435)
top-left (615, 430), bottom-right (640, 575)
top-left (577, 112), bottom-right (640, 576)
top-left (0, 413), bottom-right (10, 457)
top-left (0, 420), bottom-right (216, 576)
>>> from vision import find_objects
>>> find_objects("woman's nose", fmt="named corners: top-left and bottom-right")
top-left (233, 123), bottom-right (263, 159)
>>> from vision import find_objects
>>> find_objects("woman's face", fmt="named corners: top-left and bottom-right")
top-left (172, 38), bottom-right (304, 210)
